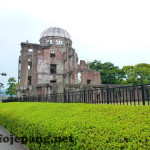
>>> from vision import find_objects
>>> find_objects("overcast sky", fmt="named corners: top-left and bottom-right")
top-left (0, 0), bottom-right (150, 88)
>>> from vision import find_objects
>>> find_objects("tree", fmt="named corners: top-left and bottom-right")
top-left (89, 60), bottom-right (150, 85)
top-left (122, 63), bottom-right (150, 85)
top-left (134, 63), bottom-right (150, 84)
top-left (122, 65), bottom-right (137, 85)
top-left (6, 77), bottom-right (17, 98)
top-left (89, 60), bottom-right (125, 84)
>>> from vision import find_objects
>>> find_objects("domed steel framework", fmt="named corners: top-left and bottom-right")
top-left (40, 27), bottom-right (72, 41)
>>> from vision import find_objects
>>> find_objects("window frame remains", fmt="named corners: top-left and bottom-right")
top-left (87, 79), bottom-right (91, 84)
top-left (50, 50), bottom-right (55, 57)
top-left (50, 64), bottom-right (56, 74)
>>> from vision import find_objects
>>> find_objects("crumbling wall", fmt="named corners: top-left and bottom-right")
top-left (37, 47), bottom-right (64, 84)
top-left (18, 38), bottom-right (102, 97)
top-left (81, 70), bottom-right (101, 85)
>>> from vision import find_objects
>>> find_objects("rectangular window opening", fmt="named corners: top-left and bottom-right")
top-left (87, 79), bottom-right (91, 84)
top-left (28, 49), bottom-right (33, 53)
top-left (78, 72), bottom-right (81, 83)
top-left (50, 50), bottom-right (55, 57)
top-left (28, 65), bottom-right (31, 70)
top-left (28, 61), bottom-right (32, 69)
top-left (28, 76), bottom-right (32, 85)
top-left (50, 64), bottom-right (56, 74)
top-left (70, 74), bottom-right (72, 84)
top-left (50, 40), bottom-right (52, 45)
top-left (50, 80), bottom-right (56, 83)
top-left (61, 41), bottom-right (63, 46)
top-left (19, 63), bottom-right (21, 70)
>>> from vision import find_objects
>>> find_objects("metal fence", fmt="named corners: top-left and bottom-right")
top-left (2, 84), bottom-right (150, 105)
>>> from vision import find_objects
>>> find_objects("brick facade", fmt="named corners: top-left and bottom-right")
top-left (17, 27), bottom-right (101, 97)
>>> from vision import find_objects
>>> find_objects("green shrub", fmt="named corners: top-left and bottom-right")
top-left (0, 102), bottom-right (150, 149)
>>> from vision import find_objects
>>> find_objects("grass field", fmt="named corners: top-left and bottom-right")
top-left (0, 102), bottom-right (150, 149)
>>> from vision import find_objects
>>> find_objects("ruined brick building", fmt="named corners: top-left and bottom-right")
top-left (17, 27), bottom-right (101, 97)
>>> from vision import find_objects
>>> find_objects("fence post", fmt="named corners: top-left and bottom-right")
top-left (119, 87), bottom-right (121, 105)
top-left (64, 88), bottom-right (66, 103)
top-left (133, 86), bottom-right (136, 105)
top-left (32, 95), bottom-right (34, 102)
top-left (106, 84), bottom-right (109, 104)
top-left (141, 85), bottom-right (145, 105)
top-left (46, 94), bottom-right (47, 102)
top-left (68, 91), bottom-right (70, 103)
top-left (39, 94), bottom-right (41, 102)
top-left (84, 88), bottom-right (86, 103)
top-left (55, 93), bottom-right (56, 102)
top-left (79, 91), bottom-right (81, 103)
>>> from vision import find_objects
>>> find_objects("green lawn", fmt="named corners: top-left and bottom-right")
top-left (0, 102), bottom-right (150, 149)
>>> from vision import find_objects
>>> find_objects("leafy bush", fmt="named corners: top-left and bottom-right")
top-left (0, 102), bottom-right (150, 149)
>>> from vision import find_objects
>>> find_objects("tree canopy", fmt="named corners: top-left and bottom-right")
top-left (122, 63), bottom-right (150, 85)
top-left (89, 60), bottom-right (125, 84)
top-left (6, 77), bottom-right (17, 98)
top-left (89, 60), bottom-right (150, 85)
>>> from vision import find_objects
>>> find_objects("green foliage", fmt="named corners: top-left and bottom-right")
top-left (89, 60), bottom-right (125, 84)
top-left (0, 103), bottom-right (150, 149)
top-left (6, 77), bottom-right (17, 98)
top-left (89, 60), bottom-right (150, 85)
top-left (122, 63), bottom-right (150, 85)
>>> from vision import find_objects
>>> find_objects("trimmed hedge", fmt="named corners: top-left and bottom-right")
top-left (0, 102), bottom-right (150, 149)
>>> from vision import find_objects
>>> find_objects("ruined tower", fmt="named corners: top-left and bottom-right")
top-left (17, 27), bottom-right (101, 97)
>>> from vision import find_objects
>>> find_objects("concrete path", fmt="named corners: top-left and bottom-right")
top-left (0, 125), bottom-right (28, 150)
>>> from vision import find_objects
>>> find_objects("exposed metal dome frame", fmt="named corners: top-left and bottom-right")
top-left (40, 27), bottom-right (72, 41)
